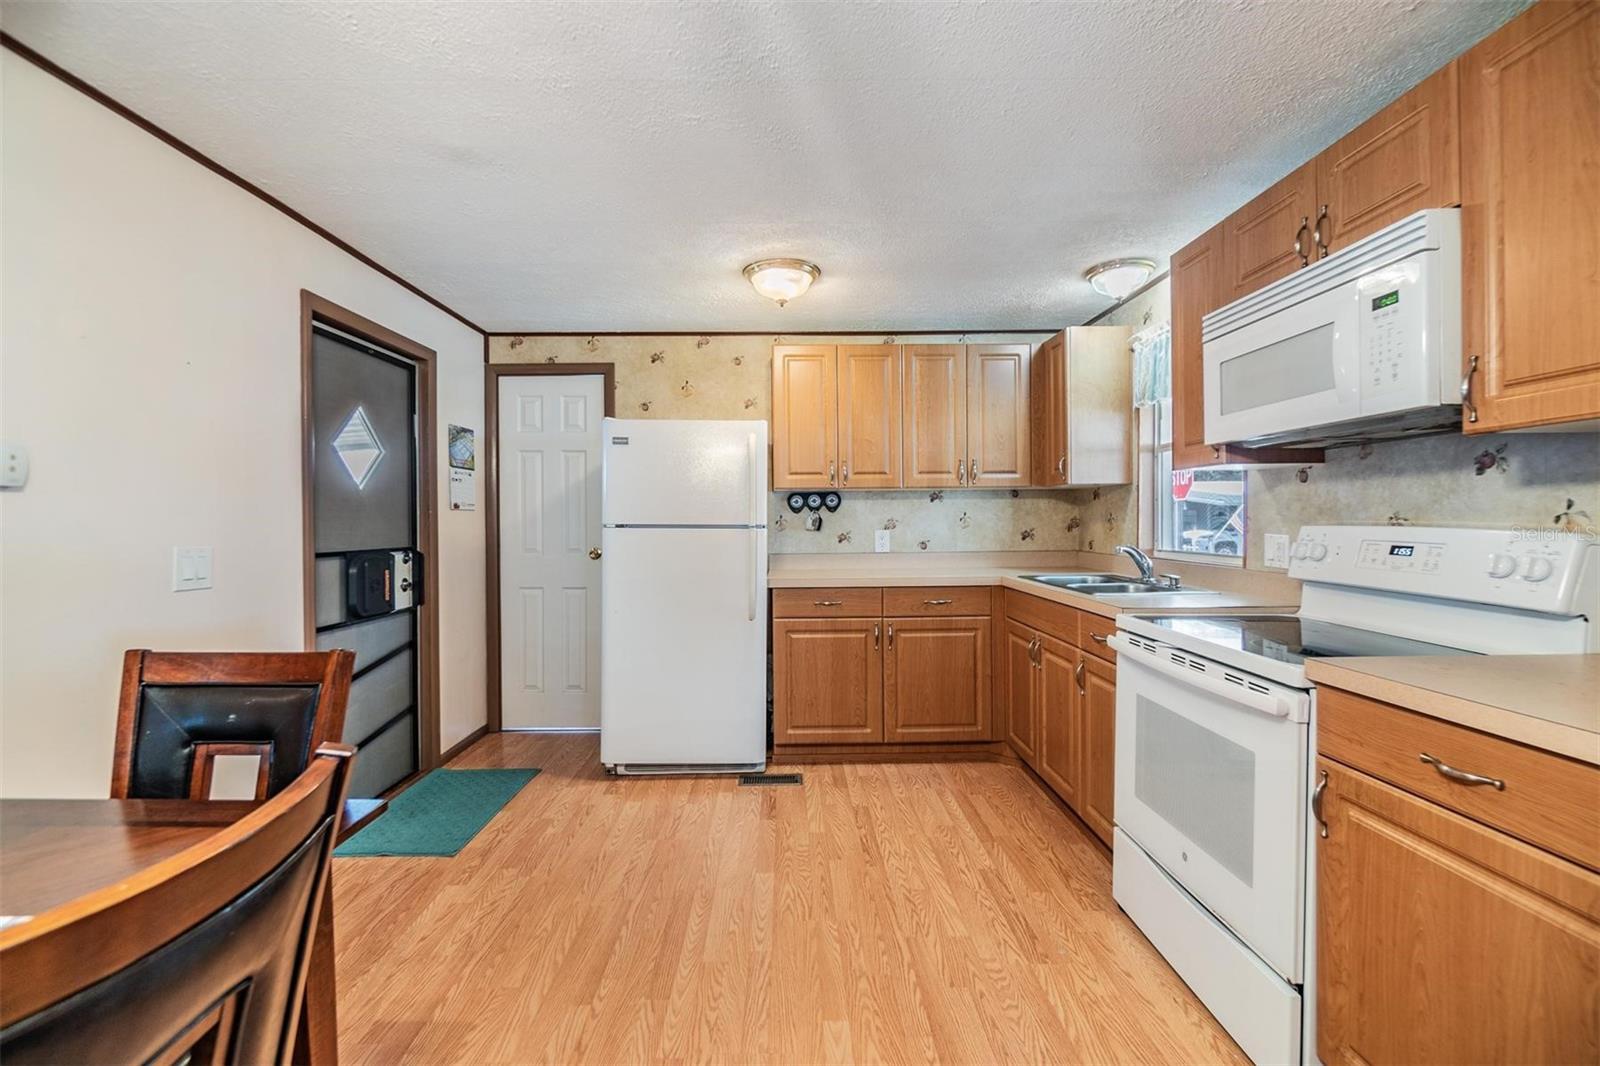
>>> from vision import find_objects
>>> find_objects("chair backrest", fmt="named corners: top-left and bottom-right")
top-left (111, 650), bottom-right (355, 800)
top-left (0, 744), bottom-right (354, 1065)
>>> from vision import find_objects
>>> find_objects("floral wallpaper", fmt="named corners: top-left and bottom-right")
top-left (489, 325), bottom-right (1599, 564)
top-left (488, 332), bottom-right (1068, 554)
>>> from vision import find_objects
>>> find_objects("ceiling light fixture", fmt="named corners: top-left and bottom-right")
top-left (1084, 258), bottom-right (1157, 301)
top-left (743, 258), bottom-right (821, 307)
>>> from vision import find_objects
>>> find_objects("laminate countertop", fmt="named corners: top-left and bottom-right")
top-left (767, 552), bottom-right (1299, 618)
top-left (1306, 654), bottom-right (1600, 767)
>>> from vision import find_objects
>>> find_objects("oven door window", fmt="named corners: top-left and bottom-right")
top-left (1134, 696), bottom-right (1256, 885)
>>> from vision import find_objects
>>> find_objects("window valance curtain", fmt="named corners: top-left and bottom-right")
top-left (1130, 321), bottom-right (1172, 408)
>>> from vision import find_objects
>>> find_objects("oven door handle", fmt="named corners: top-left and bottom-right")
top-left (1107, 633), bottom-right (1293, 720)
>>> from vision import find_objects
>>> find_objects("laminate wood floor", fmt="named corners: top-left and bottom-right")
top-left (333, 733), bottom-right (1246, 1065)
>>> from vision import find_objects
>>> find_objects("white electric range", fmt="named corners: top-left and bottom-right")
top-left (1108, 525), bottom-right (1598, 1066)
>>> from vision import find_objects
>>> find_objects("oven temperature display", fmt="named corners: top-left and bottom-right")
top-left (1389, 545), bottom-right (1415, 557)
top-left (1359, 539), bottom-right (1443, 573)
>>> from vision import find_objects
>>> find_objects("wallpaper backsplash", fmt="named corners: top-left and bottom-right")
top-left (488, 332), bottom-right (1077, 554)
top-left (490, 321), bottom-right (1599, 566)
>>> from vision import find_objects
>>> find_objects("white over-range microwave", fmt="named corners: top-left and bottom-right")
top-left (1203, 208), bottom-right (1462, 449)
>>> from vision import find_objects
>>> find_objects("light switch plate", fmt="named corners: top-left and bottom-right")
top-left (0, 443), bottom-right (28, 489)
top-left (172, 547), bottom-right (214, 591)
top-left (874, 530), bottom-right (892, 553)
top-left (1263, 533), bottom-right (1290, 570)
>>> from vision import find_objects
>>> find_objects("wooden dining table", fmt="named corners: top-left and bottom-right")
top-left (0, 796), bottom-right (385, 1064)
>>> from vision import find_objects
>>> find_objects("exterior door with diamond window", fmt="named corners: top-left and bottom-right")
top-left (310, 325), bottom-right (421, 797)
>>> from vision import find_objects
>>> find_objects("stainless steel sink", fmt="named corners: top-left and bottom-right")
top-left (1020, 573), bottom-right (1127, 588)
top-left (1020, 573), bottom-right (1211, 596)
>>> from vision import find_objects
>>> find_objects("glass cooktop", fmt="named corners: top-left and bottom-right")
top-left (1136, 614), bottom-right (1479, 667)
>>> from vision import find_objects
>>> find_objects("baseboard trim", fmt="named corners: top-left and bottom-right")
top-left (772, 740), bottom-right (1014, 764)
top-left (499, 726), bottom-right (601, 734)
top-left (440, 725), bottom-right (490, 765)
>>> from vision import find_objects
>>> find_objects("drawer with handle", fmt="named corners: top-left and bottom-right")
top-left (1079, 612), bottom-right (1118, 662)
top-left (882, 586), bottom-right (992, 617)
top-left (772, 587), bottom-right (884, 618)
top-left (1318, 686), bottom-right (1600, 870)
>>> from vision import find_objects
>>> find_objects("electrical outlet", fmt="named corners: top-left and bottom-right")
top-left (874, 529), bottom-right (892, 553)
top-left (172, 547), bottom-right (214, 591)
top-left (1263, 533), bottom-right (1291, 570)
top-left (0, 443), bottom-right (28, 489)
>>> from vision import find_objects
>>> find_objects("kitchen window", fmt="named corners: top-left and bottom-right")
top-left (1152, 398), bottom-right (1246, 562)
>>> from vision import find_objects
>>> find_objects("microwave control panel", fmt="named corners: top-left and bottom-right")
top-left (1356, 262), bottom-right (1427, 408)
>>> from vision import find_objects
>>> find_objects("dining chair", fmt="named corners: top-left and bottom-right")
top-left (111, 650), bottom-right (355, 801)
top-left (0, 744), bottom-right (355, 1065)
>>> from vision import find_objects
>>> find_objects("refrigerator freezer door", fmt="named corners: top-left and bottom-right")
top-left (600, 526), bottom-right (768, 769)
top-left (602, 418), bottom-right (768, 528)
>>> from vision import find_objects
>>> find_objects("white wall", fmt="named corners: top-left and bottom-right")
top-left (0, 53), bottom-right (488, 797)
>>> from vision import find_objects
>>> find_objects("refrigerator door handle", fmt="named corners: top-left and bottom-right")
top-left (747, 431), bottom-right (761, 527)
top-left (747, 529), bottom-right (759, 622)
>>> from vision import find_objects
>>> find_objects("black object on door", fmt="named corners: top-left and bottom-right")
top-left (310, 325), bottom-right (422, 798)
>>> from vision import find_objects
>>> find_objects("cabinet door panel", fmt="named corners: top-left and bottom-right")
top-left (902, 345), bottom-right (968, 487)
top-left (1080, 655), bottom-right (1116, 846)
top-left (1003, 622), bottom-right (1039, 766)
top-left (1461, 0), bottom-right (1600, 432)
top-left (1029, 332), bottom-right (1066, 485)
top-left (772, 345), bottom-right (837, 488)
top-left (837, 344), bottom-right (902, 489)
top-left (966, 344), bottom-right (1030, 488)
top-left (1035, 634), bottom-right (1080, 809)
top-left (884, 617), bottom-right (990, 742)
top-left (1317, 62), bottom-right (1461, 254)
top-left (1317, 759), bottom-right (1600, 1065)
top-left (1224, 160), bottom-right (1317, 298)
top-left (772, 618), bottom-right (881, 743)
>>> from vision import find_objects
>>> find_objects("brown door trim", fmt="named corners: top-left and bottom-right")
top-left (484, 362), bottom-right (616, 732)
top-left (300, 290), bottom-right (443, 771)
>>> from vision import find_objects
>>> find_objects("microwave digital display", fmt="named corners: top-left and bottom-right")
top-left (1371, 290), bottom-right (1400, 311)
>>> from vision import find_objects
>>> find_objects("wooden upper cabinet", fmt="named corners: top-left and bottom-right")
top-left (965, 345), bottom-right (1031, 488)
top-left (902, 344), bottom-right (968, 487)
top-left (1078, 654), bottom-right (1117, 847)
top-left (1224, 160), bottom-right (1317, 298)
top-left (771, 618), bottom-right (882, 744)
top-left (883, 616), bottom-right (991, 743)
top-left (1316, 758), bottom-right (1600, 1065)
top-left (1035, 634), bottom-right (1081, 809)
top-left (836, 344), bottom-right (903, 488)
top-left (1316, 62), bottom-right (1462, 256)
top-left (772, 345), bottom-right (837, 488)
top-left (1460, 0), bottom-right (1600, 432)
top-left (1029, 329), bottom-right (1132, 485)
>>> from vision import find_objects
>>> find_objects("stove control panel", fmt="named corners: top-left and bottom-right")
top-left (1289, 525), bottom-right (1598, 616)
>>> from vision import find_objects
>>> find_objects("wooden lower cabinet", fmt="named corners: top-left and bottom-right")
top-left (1003, 622), bottom-right (1040, 764)
top-left (772, 618), bottom-right (882, 744)
top-left (1079, 655), bottom-right (1117, 846)
top-left (1317, 757), bottom-right (1600, 1065)
top-left (883, 616), bottom-right (990, 742)
top-left (1034, 633), bottom-right (1080, 809)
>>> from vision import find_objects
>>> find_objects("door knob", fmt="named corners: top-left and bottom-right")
top-left (589, 547), bottom-right (602, 560)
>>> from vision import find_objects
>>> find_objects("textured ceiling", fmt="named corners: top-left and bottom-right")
top-left (2, 0), bottom-right (1528, 332)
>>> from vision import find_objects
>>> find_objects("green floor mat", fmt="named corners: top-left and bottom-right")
top-left (335, 768), bottom-right (540, 857)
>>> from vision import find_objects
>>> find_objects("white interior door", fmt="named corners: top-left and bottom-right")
top-left (499, 374), bottom-right (604, 728)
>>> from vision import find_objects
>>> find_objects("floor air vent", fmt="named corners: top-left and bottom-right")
top-left (739, 773), bottom-right (803, 786)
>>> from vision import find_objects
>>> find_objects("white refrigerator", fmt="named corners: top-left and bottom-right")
top-left (599, 418), bottom-right (768, 773)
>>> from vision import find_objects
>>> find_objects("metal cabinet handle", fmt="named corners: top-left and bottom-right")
top-left (957, 459), bottom-right (966, 485)
top-left (923, 598), bottom-right (953, 606)
top-left (1293, 215), bottom-right (1311, 265)
top-left (873, 622), bottom-right (880, 650)
top-left (1089, 632), bottom-right (1108, 644)
top-left (828, 460), bottom-right (837, 485)
top-left (842, 461), bottom-right (850, 485)
top-left (1460, 355), bottom-right (1479, 424)
top-left (887, 623), bottom-right (895, 649)
top-left (1056, 455), bottom-right (1066, 480)
top-left (970, 457), bottom-right (979, 480)
top-left (1312, 769), bottom-right (1329, 838)
top-left (813, 599), bottom-right (843, 607)
top-left (1313, 204), bottom-right (1330, 258)
top-left (588, 547), bottom-right (602, 560)
top-left (1420, 752), bottom-right (1505, 790)
top-left (1074, 658), bottom-right (1086, 693)
top-left (1026, 637), bottom-right (1040, 666)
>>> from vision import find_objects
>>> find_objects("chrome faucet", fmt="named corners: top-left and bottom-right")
top-left (1114, 544), bottom-right (1157, 583)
